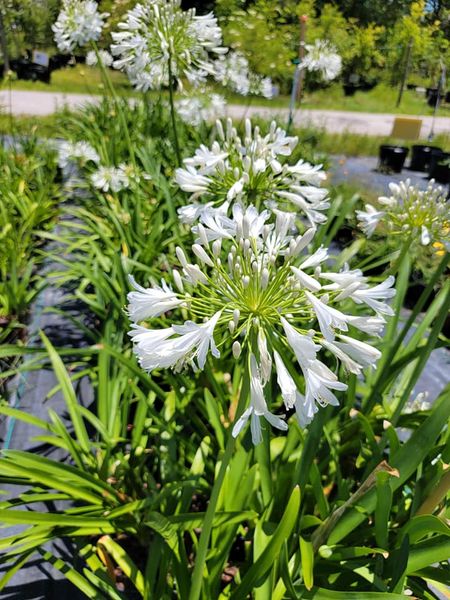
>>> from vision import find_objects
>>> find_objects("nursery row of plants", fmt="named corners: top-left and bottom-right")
top-left (0, 92), bottom-right (449, 599)
top-left (0, 2), bottom-right (449, 599)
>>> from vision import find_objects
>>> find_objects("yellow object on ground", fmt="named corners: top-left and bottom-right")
top-left (391, 117), bottom-right (422, 140)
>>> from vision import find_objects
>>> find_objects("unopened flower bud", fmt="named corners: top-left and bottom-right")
top-left (233, 309), bottom-right (240, 325)
top-left (212, 239), bottom-right (222, 257)
top-left (197, 223), bottom-right (209, 247)
top-left (173, 269), bottom-right (184, 293)
top-left (216, 119), bottom-right (224, 140)
top-left (242, 275), bottom-right (250, 288)
top-left (228, 320), bottom-right (235, 334)
top-left (232, 341), bottom-right (241, 358)
top-left (261, 268), bottom-right (269, 289)
top-left (176, 246), bottom-right (188, 268)
top-left (192, 244), bottom-right (213, 267)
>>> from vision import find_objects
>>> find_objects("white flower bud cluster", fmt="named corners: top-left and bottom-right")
top-left (301, 39), bottom-right (342, 82)
top-left (57, 141), bottom-right (100, 169)
top-left (90, 166), bottom-right (131, 193)
top-left (52, 0), bottom-right (109, 54)
top-left (175, 93), bottom-right (226, 126)
top-left (110, 0), bottom-right (227, 92)
top-left (176, 118), bottom-right (329, 227)
top-left (128, 203), bottom-right (395, 444)
top-left (86, 49), bottom-right (113, 68)
top-left (213, 50), bottom-right (274, 98)
top-left (356, 179), bottom-right (450, 249)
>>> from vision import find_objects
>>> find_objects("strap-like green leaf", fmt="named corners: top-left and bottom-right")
top-left (230, 486), bottom-right (301, 600)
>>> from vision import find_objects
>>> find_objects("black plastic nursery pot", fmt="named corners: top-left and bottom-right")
top-left (409, 145), bottom-right (442, 172)
top-left (428, 151), bottom-right (450, 184)
top-left (378, 145), bottom-right (409, 173)
top-left (343, 84), bottom-right (358, 96)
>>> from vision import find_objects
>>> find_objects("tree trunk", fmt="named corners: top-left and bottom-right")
top-left (0, 8), bottom-right (10, 76)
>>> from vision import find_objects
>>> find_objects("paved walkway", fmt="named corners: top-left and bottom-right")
top-left (1, 89), bottom-right (450, 137)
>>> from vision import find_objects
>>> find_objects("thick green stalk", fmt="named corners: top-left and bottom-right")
top-left (167, 58), bottom-right (181, 166)
top-left (385, 235), bottom-right (413, 277)
top-left (91, 42), bottom-right (136, 165)
top-left (363, 251), bottom-right (449, 413)
top-left (188, 365), bottom-right (250, 600)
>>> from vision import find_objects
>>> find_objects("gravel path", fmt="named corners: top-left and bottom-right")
top-left (1, 89), bottom-right (450, 137)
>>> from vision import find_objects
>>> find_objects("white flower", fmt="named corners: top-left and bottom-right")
top-left (356, 204), bottom-right (386, 237)
top-left (91, 166), bottom-right (130, 193)
top-left (320, 266), bottom-right (396, 317)
top-left (175, 93), bottom-right (226, 126)
top-left (58, 140), bottom-right (100, 169)
top-left (176, 118), bottom-right (329, 224)
top-left (350, 276), bottom-right (396, 316)
top-left (86, 49), bottom-right (113, 67)
top-left (232, 354), bottom-right (288, 444)
top-left (213, 50), bottom-right (274, 98)
top-left (274, 351), bottom-right (297, 409)
top-left (127, 275), bottom-right (184, 321)
top-left (129, 205), bottom-right (393, 441)
top-left (301, 39), bottom-right (342, 82)
top-left (53, 0), bottom-right (108, 53)
top-left (305, 291), bottom-right (349, 341)
top-left (323, 335), bottom-right (381, 374)
top-left (358, 179), bottom-right (450, 251)
top-left (130, 310), bottom-right (221, 372)
top-left (111, 0), bottom-right (226, 92)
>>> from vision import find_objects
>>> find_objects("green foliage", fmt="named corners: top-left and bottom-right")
top-left (0, 41), bottom-right (449, 600)
top-left (0, 137), bottom-right (59, 342)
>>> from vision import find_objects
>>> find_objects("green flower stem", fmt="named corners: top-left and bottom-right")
top-left (385, 235), bottom-right (413, 277)
top-left (167, 58), bottom-right (181, 166)
top-left (255, 428), bottom-right (273, 507)
top-left (91, 42), bottom-right (136, 165)
top-left (188, 364), bottom-right (250, 600)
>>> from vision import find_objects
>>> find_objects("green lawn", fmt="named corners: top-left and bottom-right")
top-left (224, 82), bottom-right (450, 116)
top-left (5, 64), bottom-right (131, 96)
top-left (4, 66), bottom-right (450, 117)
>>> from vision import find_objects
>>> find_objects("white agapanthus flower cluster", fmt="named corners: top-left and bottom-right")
top-left (52, 0), bottom-right (109, 54)
top-left (214, 51), bottom-right (273, 98)
top-left (128, 205), bottom-right (395, 444)
top-left (90, 165), bottom-right (131, 193)
top-left (301, 39), bottom-right (342, 82)
top-left (57, 140), bottom-right (100, 169)
top-left (86, 49), bottom-right (113, 68)
top-left (175, 93), bottom-right (226, 126)
top-left (111, 0), bottom-right (227, 92)
top-left (175, 118), bottom-right (329, 227)
top-left (356, 179), bottom-right (450, 248)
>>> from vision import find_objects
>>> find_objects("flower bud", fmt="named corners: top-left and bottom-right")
top-left (212, 239), bottom-right (222, 257)
top-left (173, 269), bottom-right (184, 293)
top-left (192, 243), bottom-right (213, 267)
top-left (232, 341), bottom-right (241, 359)
top-left (197, 223), bottom-right (209, 247)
